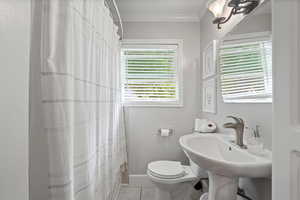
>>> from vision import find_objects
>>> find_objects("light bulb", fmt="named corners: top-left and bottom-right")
top-left (207, 0), bottom-right (227, 18)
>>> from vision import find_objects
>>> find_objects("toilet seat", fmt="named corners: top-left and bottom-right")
top-left (148, 161), bottom-right (186, 179)
top-left (147, 161), bottom-right (198, 184)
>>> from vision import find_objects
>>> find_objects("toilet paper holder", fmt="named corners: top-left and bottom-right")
top-left (157, 128), bottom-right (173, 136)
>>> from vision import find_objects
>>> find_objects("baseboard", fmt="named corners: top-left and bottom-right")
top-left (128, 174), bottom-right (155, 188)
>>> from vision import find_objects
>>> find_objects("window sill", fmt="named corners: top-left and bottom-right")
top-left (223, 98), bottom-right (272, 104)
top-left (122, 102), bottom-right (184, 108)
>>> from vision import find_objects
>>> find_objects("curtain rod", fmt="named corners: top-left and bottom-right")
top-left (104, 0), bottom-right (124, 40)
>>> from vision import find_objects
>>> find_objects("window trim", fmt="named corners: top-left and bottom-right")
top-left (220, 32), bottom-right (272, 104)
top-left (121, 39), bottom-right (184, 107)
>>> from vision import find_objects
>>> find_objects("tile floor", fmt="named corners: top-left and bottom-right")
top-left (117, 185), bottom-right (244, 200)
top-left (117, 185), bottom-right (205, 200)
top-left (117, 186), bottom-right (155, 200)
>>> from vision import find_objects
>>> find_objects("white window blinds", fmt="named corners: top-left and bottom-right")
top-left (220, 37), bottom-right (272, 103)
top-left (121, 43), bottom-right (182, 106)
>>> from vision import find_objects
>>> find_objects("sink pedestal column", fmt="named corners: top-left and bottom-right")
top-left (208, 172), bottom-right (238, 200)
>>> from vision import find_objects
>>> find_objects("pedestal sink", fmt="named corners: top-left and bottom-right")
top-left (179, 133), bottom-right (272, 200)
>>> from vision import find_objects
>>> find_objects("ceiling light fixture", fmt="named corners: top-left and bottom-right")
top-left (208, 0), bottom-right (260, 29)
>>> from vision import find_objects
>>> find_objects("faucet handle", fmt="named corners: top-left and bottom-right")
top-left (226, 116), bottom-right (242, 124)
top-left (238, 118), bottom-right (244, 125)
top-left (253, 125), bottom-right (260, 138)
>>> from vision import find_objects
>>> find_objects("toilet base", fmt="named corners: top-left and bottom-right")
top-left (153, 182), bottom-right (197, 200)
top-left (152, 181), bottom-right (179, 200)
top-left (147, 162), bottom-right (201, 200)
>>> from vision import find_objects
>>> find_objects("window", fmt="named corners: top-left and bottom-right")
top-left (219, 34), bottom-right (272, 103)
top-left (121, 40), bottom-right (183, 106)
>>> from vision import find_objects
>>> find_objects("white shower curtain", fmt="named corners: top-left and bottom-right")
top-left (39, 0), bottom-right (127, 199)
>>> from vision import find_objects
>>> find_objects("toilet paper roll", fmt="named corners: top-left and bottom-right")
top-left (194, 118), bottom-right (217, 133)
top-left (160, 129), bottom-right (170, 137)
top-left (200, 122), bottom-right (217, 133)
top-left (195, 118), bottom-right (207, 132)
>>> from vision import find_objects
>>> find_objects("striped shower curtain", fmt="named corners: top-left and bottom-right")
top-left (39, 0), bottom-right (127, 199)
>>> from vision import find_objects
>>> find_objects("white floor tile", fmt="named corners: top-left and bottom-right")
top-left (118, 186), bottom-right (141, 200)
top-left (141, 187), bottom-right (155, 200)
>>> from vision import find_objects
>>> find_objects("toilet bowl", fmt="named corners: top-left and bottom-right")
top-left (147, 160), bottom-right (203, 200)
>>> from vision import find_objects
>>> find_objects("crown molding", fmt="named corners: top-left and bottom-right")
top-left (121, 13), bottom-right (201, 22)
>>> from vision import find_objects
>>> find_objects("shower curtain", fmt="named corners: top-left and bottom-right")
top-left (39, 0), bottom-right (127, 199)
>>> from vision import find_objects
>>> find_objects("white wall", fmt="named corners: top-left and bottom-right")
top-left (0, 0), bottom-right (30, 199)
top-left (123, 22), bottom-right (201, 174)
top-left (200, 13), bottom-right (273, 149)
top-left (199, 11), bottom-right (272, 200)
top-left (230, 13), bottom-right (272, 35)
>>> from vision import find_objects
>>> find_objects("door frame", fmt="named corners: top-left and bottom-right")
top-left (272, 0), bottom-right (300, 200)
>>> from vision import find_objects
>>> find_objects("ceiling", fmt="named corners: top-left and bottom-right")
top-left (115, 0), bottom-right (271, 23)
top-left (115, 0), bottom-right (209, 22)
top-left (253, 1), bottom-right (271, 15)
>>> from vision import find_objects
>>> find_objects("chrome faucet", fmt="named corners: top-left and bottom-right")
top-left (223, 116), bottom-right (247, 149)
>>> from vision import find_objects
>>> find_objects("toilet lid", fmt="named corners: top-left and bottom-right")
top-left (148, 161), bottom-right (185, 179)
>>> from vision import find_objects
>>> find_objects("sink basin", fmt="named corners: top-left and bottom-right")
top-left (179, 133), bottom-right (272, 200)
top-left (179, 133), bottom-right (271, 178)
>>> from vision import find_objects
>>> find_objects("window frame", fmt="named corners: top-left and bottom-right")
top-left (121, 39), bottom-right (184, 107)
top-left (219, 32), bottom-right (272, 104)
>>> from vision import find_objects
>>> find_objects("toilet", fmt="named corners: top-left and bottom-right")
top-left (147, 156), bottom-right (206, 200)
